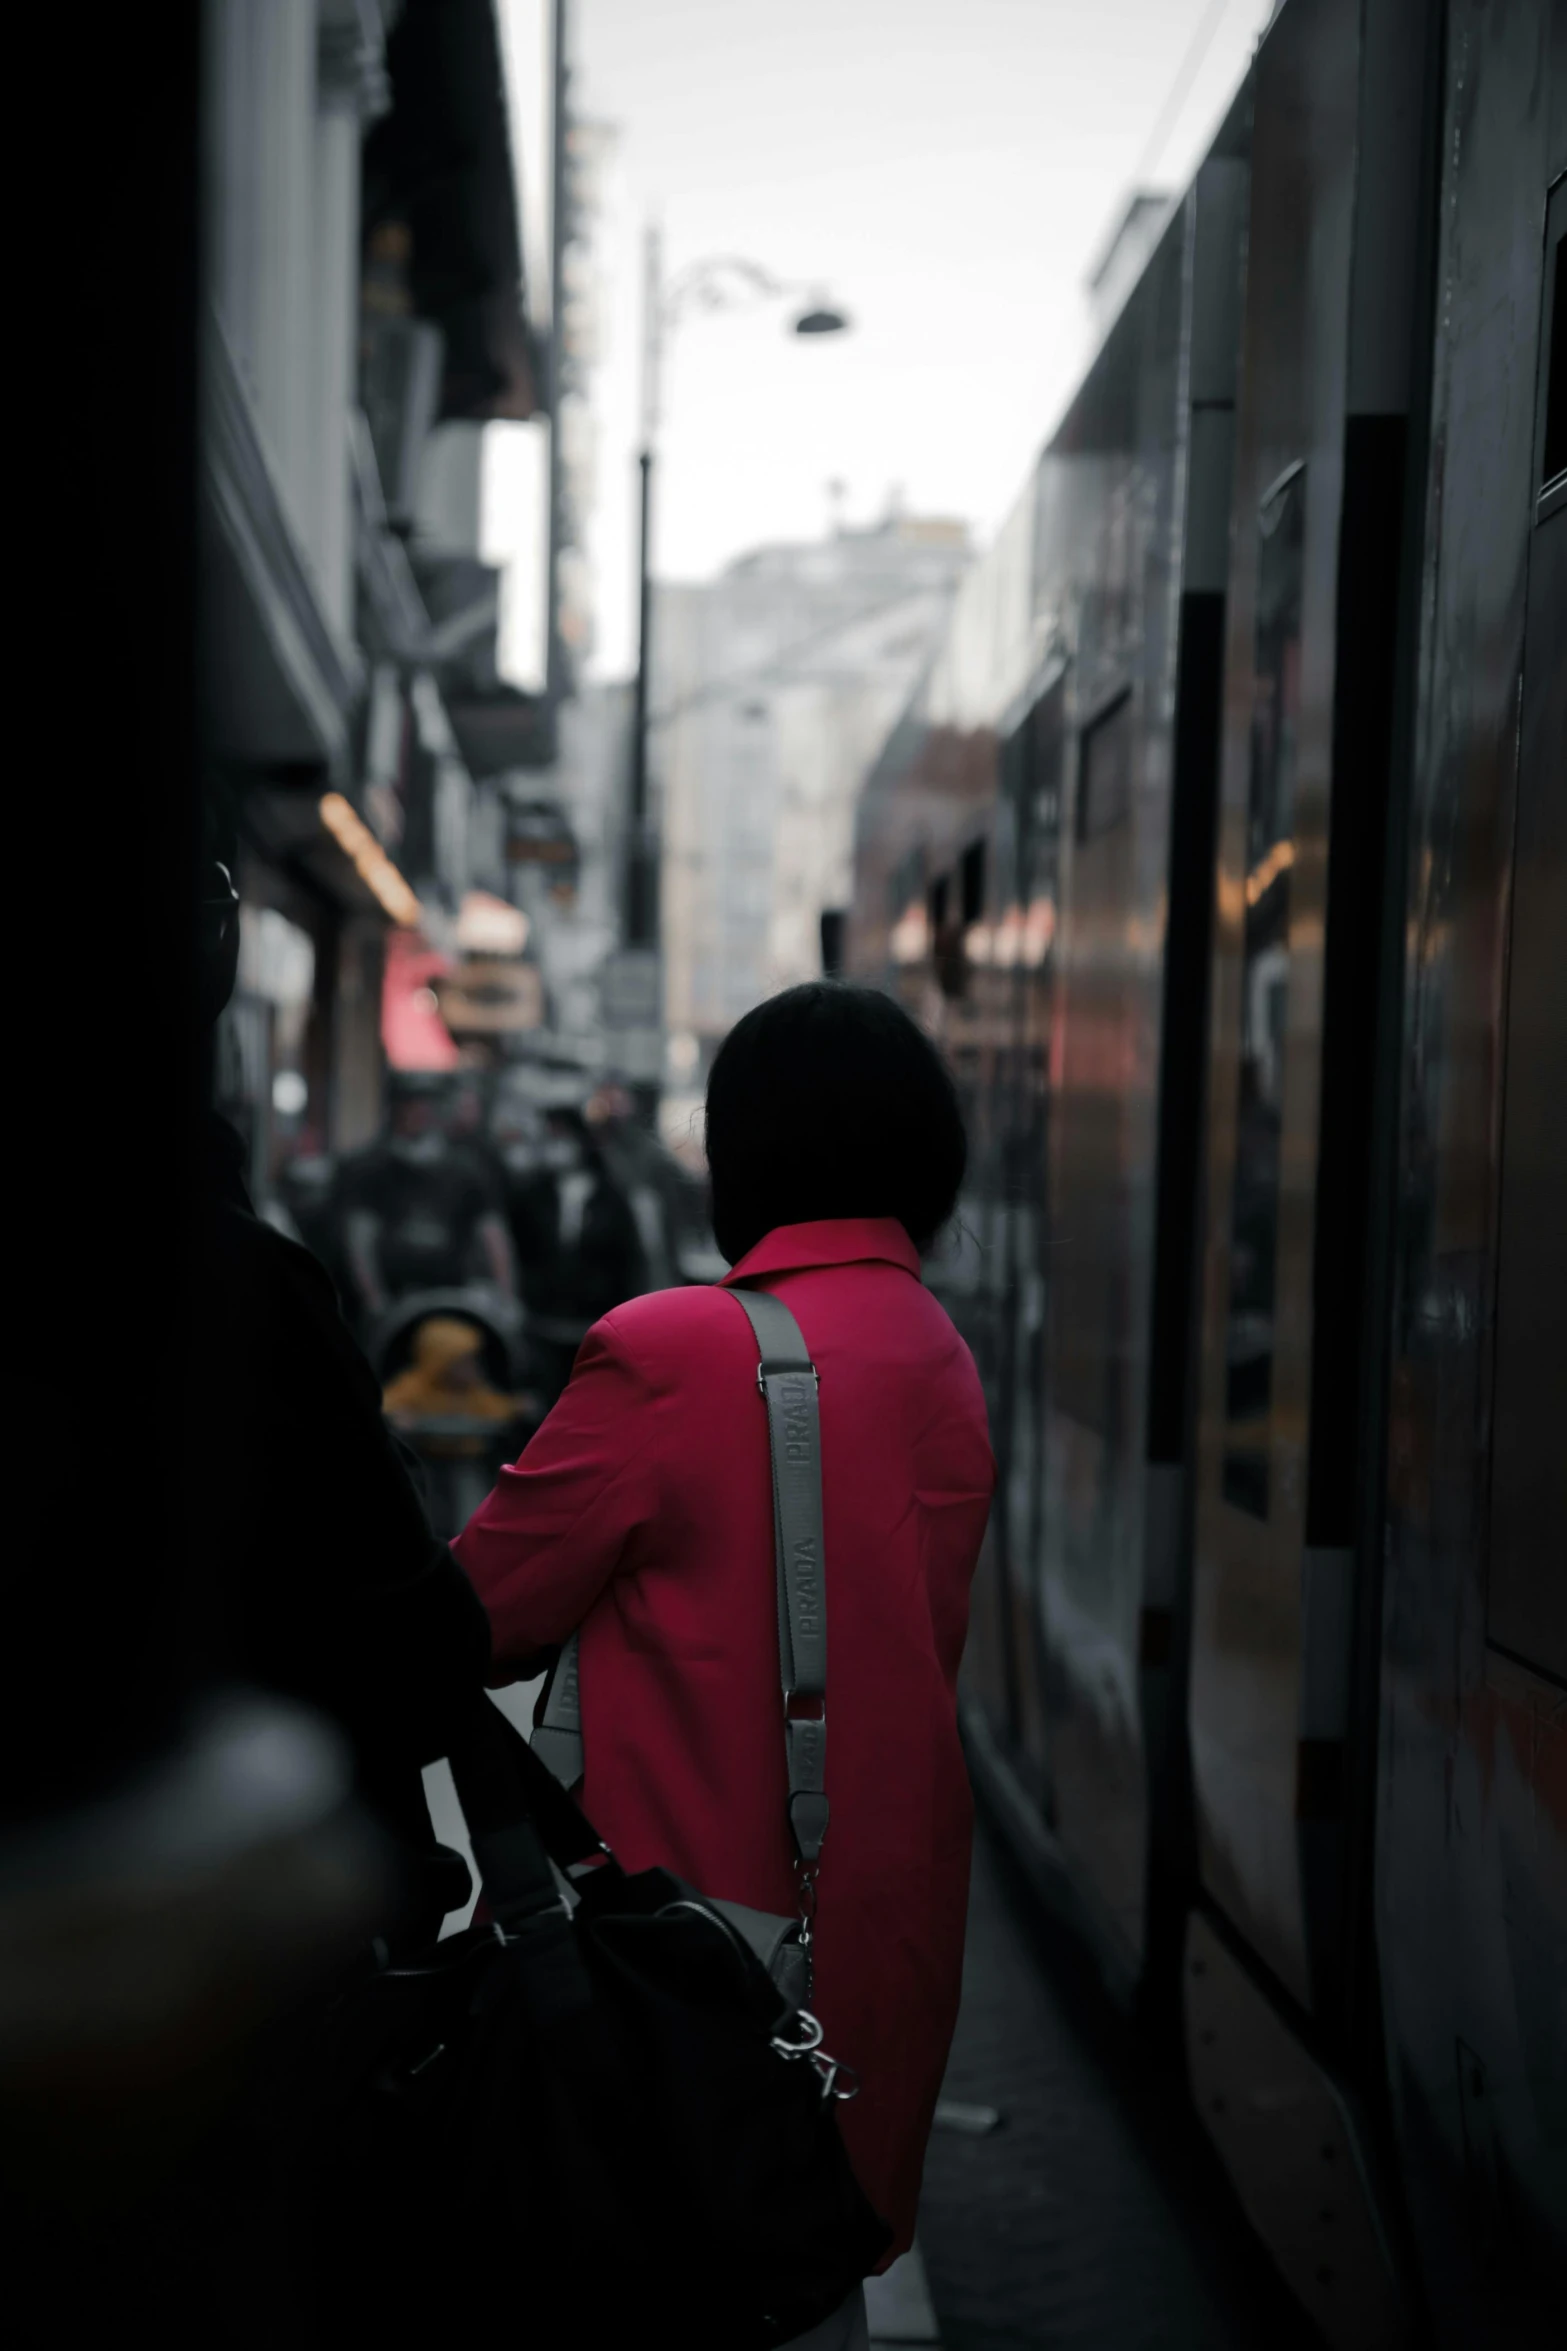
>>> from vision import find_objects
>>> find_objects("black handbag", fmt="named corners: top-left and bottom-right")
top-left (299, 1286), bottom-right (888, 2345)
top-left (305, 1704), bottom-right (887, 2346)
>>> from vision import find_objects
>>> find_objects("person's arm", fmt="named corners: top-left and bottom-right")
top-left (452, 1314), bottom-right (659, 1679)
top-left (476, 1208), bottom-right (516, 1299)
top-left (218, 1218), bottom-right (491, 1772)
top-left (344, 1207), bottom-right (387, 1317)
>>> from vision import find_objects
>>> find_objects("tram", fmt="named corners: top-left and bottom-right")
top-left (847, 3), bottom-right (1565, 2343)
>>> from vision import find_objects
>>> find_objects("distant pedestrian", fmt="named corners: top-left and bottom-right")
top-left (586, 1080), bottom-right (707, 1288)
top-left (338, 1071), bottom-right (515, 1327)
top-left (443, 1067), bottom-right (511, 1205)
top-left (504, 1105), bottom-right (647, 1405)
top-left (455, 983), bottom-right (994, 2346)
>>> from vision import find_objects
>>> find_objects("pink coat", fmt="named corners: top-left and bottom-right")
top-left (453, 1216), bottom-right (994, 2251)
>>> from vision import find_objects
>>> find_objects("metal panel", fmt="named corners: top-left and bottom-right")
top-left (1183, 1912), bottom-right (1402, 2350)
top-left (1377, 5), bottom-right (1567, 2334)
top-left (1487, 174), bottom-right (1567, 1685)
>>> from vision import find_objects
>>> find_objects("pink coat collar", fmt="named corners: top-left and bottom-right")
top-left (720, 1217), bottom-right (921, 1285)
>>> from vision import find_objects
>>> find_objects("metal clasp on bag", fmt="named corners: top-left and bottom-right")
top-left (769, 2009), bottom-right (861, 2104)
top-left (769, 2008), bottom-right (861, 2104)
top-left (810, 2052), bottom-right (860, 2104)
top-left (790, 1845), bottom-right (822, 1957)
top-left (770, 2010), bottom-right (825, 2060)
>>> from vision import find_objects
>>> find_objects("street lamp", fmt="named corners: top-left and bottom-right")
top-left (792, 299), bottom-right (852, 337)
top-left (621, 234), bottom-right (851, 1097)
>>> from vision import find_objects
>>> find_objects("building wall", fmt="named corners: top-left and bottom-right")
top-left (204, 0), bottom-right (372, 641)
top-left (201, 0), bottom-right (529, 1189)
top-left (655, 515), bottom-right (969, 1070)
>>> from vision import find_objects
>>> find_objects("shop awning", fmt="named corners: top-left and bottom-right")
top-left (445, 683), bottom-right (555, 777)
top-left (202, 310), bottom-right (361, 775)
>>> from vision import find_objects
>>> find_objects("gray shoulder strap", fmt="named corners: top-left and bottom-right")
top-left (529, 1622), bottom-right (584, 1790)
top-left (530, 1285), bottom-right (829, 1871)
top-left (730, 1286), bottom-right (830, 1869)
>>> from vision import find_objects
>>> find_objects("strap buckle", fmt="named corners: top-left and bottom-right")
top-left (756, 1358), bottom-right (820, 1394)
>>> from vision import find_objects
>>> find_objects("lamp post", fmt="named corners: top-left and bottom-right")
top-left (618, 233), bottom-right (850, 1111)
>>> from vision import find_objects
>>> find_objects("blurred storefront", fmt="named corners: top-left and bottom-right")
top-left (201, 0), bottom-right (542, 1209)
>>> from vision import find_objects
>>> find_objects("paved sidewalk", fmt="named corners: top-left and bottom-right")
top-left (917, 1821), bottom-right (1321, 2351)
top-left (867, 2245), bottom-right (942, 2346)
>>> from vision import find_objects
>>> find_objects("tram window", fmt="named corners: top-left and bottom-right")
top-left (1539, 219), bottom-right (1565, 499)
top-left (1051, 690), bottom-right (1135, 1443)
top-left (1222, 461), bottom-right (1306, 1520)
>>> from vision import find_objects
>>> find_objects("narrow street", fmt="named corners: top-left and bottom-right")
top-left (916, 1822), bottom-right (1322, 2351)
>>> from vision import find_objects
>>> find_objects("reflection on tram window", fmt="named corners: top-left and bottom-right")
top-left (1053, 690), bottom-right (1134, 1443)
top-left (1222, 463), bottom-right (1305, 1519)
top-left (1077, 688), bottom-right (1133, 839)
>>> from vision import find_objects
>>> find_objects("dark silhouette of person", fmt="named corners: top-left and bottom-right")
top-left (189, 859), bottom-right (490, 1914)
top-left (505, 1105), bottom-right (647, 1407)
top-left (337, 1070), bottom-right (515, 1325)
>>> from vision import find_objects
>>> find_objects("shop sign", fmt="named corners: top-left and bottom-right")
top-left (600, 949), bottom-right (662, 1026)
top-left (433, 958), bottom-right (544, 1036)
top-left (606, 1025), bottom-right (664, 1085)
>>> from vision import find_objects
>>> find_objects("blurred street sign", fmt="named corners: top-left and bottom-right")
top-left (505, 797), bottom-right (577, 866)
top-left (607, 1025), bottom-right (664, 1085)
top-left (433, 958), bottom-right (544, 1036)
top-left (600, 949), bottom-right (662, 1026)
top-left (601, 950), bottom-right (662, 1088)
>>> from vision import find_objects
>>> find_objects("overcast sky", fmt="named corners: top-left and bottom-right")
top-left (491, 0), bottom-right (1275, 681)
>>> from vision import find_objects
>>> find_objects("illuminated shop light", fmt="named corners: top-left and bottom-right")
top-left (1022, 896), bottom-right (1056, 965)
top-left (989, 907), bottom-right (1020, 967)
top-left (890, 903), bottom-right (930, 965)
top-left (319, 792), bottom-right (423, 928)
top-left (455, 889), bottom-right (528, 955)
top-left (1244, 837), bottom-right (1296, 908)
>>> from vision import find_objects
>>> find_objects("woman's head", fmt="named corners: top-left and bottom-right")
top-left (704, 982), bottom-right (966, 1265)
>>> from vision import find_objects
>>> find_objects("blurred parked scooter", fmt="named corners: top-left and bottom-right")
top-left (368, 1288), bottom-right (534, 1539)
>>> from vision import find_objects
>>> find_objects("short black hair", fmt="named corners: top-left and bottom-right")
top-left (705, 982), bottom-right (966, 1265)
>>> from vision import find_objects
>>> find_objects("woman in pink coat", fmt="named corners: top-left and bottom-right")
top-left (454, 983), bottom-right (994, 2350)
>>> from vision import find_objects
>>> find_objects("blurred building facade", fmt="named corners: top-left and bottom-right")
top-left (652, 513), bottom-right (969, 1120)
top-left (201, 0), bottom-right (542, 1203)
top-left (492, 48), bottom-right (630, 1091)
top-left (550, 111), bottom-right (619, 684)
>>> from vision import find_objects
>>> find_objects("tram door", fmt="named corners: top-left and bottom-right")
top-left (1489, 176), bottom-right (1567, 1691)
top-left (1189, 0), bottom-right (1434, 2018)
top-left (1028, 148), bottom-right (1245, 1983)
